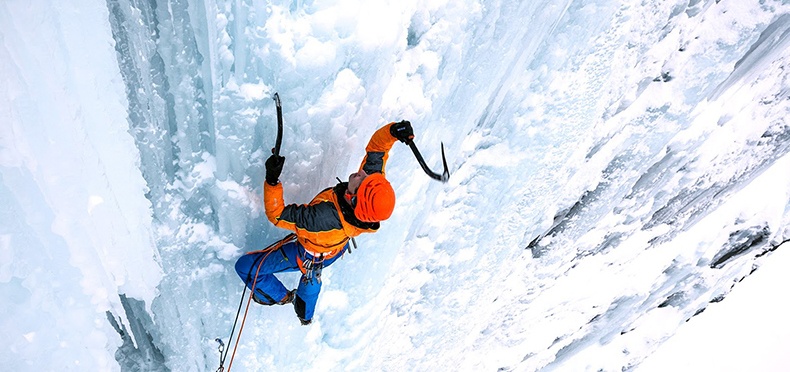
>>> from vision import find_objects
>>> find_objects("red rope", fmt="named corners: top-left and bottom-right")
top-left (226, 250), bottom-right (269, 372)
top-left (226, 234), bottom-right (295, 371)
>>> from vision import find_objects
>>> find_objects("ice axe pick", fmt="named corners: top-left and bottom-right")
top-left (407, 139), bottom-right (450, 183)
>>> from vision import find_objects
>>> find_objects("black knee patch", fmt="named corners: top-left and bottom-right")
top-left (294, 295), bottom-right (307, 319)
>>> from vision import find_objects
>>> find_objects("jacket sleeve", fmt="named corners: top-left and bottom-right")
top-left (264, 182), bottom-right (293, 230)
top-left (359, 122), bottom-right (398, 175)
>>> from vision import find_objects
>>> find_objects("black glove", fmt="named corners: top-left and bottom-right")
top-left (390, 120), bottom-right (414, 143)
top-left (265, 154), bottom-right (285, 186)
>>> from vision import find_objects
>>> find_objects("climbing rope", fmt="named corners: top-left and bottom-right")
top-left (214, 288), bottom-right (245, 372)
top-left (216, 234), bottom-right (296, 372)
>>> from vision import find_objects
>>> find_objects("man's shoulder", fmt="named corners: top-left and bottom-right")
top-left (311, 184), bottom-right (341, 203)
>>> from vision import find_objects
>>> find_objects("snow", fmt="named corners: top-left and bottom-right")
top-left (639, 241), bottom-right (790, 372)
top-left (2, 0), bottom-right (790, 371)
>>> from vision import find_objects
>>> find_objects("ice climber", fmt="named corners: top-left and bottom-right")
top-left (234, 121), bottom-right (415, 325)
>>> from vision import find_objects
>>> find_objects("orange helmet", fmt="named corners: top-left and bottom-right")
top-left (354, 173), bottom-right (395, 222)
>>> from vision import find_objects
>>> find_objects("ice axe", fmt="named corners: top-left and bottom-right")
top-left (272, 93), bottom-right (284, 156)
top-left (407, 139), bottom-right (450, 183)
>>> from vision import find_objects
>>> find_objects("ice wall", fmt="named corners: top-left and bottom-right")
top-left (2, 0), bottom-right (790, 371)
top-left (0, 1), bottom-right (162, 370)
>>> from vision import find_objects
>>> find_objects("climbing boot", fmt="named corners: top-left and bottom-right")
top-left (252, 289), bottom-right (295, 306)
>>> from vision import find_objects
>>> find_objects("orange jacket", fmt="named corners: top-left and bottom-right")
top-left (264, 123), bottom-right (398, 258)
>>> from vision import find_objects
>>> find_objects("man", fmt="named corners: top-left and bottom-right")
top-left (234, 121), bottom-right (414, 325)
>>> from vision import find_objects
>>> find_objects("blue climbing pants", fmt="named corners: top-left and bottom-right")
top-left (234, 239), bottom-right (347, 321)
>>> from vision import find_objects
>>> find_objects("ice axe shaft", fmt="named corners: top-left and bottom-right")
top-left (273, 93), bottom-right (284, 156)
top-left (407, 140), bottom-right (450, 183)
